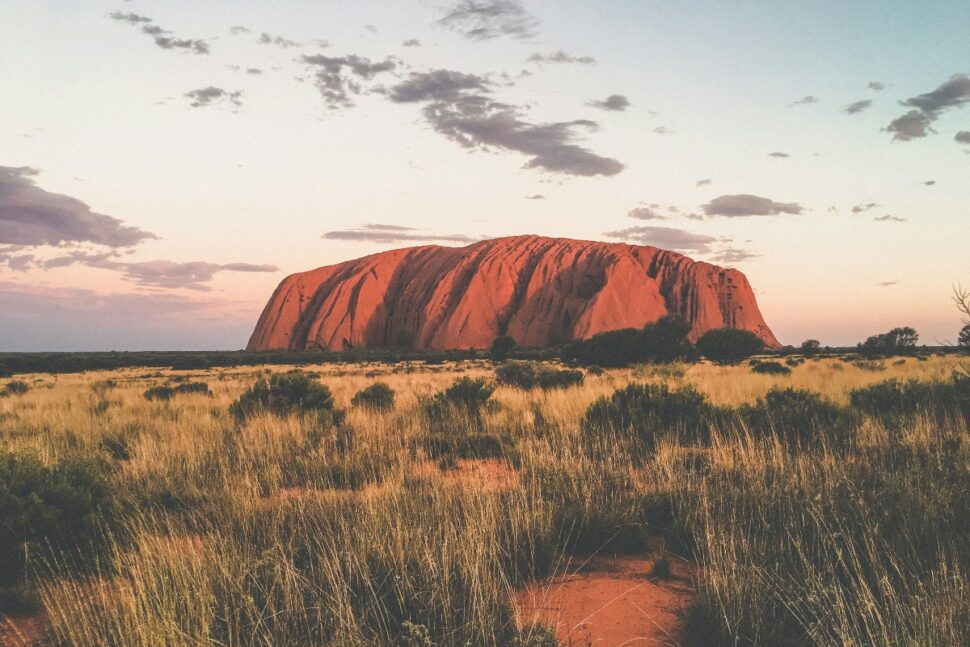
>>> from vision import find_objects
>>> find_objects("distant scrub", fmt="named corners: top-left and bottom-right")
top-left (230, 371), bottom-right (344, 424)
top-left (738, 388), bottom-right (859, 447)
top-left (495, 361), bottom-right (584, 390)
top-left (697, 328), bottom-right (764, 365)
top-left (850, 374), bottom-right (970, 428)
top-left (143, 381), bottom-right (210, 401)
top-left (351, 382), bottom-right (396, 411)
top-left (751, 361), bottom-right (791, 375)
top-left (583, 383), bottom-right (717, 452)
top-left (1, 380), bottom-right (30, 397)
top-left (563, 314), bottom-right (695, 368)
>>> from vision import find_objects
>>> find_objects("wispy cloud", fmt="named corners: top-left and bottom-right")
top-left (851, 202), bottom-right (878, 214)
top-left (703, 194), bottom-right (803, 217)
top-left (868, 81), bottom-right (885, 92)
top-left (768, 152), bottom-right (790, 158)
top-left (302, 54), bottom-right (397, 109)
top-left (528, 50), bottom-right (595, 65)
top-left (323, 224), bottom-right (481, 245)
top-left (436, 0), bottom-right (539, 41)
top-left (258, 32), bottom-right (300, 48)
top-left (603, 225), bottom-right (717, 254)
top-left (873, 214), bottom-right (905, 222)
top-left (0, 166), bottom-right (155, 248)
top-left (587, 94), bottom-right (630, 112)
top-left (844, 99), bottom-right (873, 114)
top-left (108, 11), bottom-right (209, 54)
top-left (956, 130), bottom-right (970, 145)
top-left (402, 39), bottom-right (422, 47)
top-left (387, 69), bottom-right (624, 177)
top-left (887, 73), bottom-right (970, 141)
top-left (790, 95), bottom-right (818, 106)
top-left (184, 87), bottom-right (243, 109)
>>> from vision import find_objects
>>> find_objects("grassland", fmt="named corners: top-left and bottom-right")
top-left (0, 354), bottom-right (968, 646)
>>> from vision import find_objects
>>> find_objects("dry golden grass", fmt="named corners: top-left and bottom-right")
top-left (0, 354), bottom-right (967, 646)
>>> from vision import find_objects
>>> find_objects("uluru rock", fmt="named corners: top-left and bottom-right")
top-left (247, 235), bottom-right (780, 351)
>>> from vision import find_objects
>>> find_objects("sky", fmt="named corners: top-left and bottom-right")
top-left (1, 0), bottom-right (968, 351)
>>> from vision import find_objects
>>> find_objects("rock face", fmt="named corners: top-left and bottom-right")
top-left (247, 235), bottom-right (780, 351)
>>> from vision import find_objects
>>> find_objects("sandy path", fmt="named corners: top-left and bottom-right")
top-left (515, 554), bottom-right (695, 646)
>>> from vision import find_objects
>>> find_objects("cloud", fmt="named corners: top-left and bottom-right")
top-left (258, 32), bottom-right (300, 48)
top-left (323, 225), bottom-right (480, 245)
top-left (109, 11), bottom-right (209, 54)
top-left (184, 87), bottom-right (243, 108)
top-left (768, 151), bottom-right (790, 158)
top-left (587, 94), bottom-right (630, 112)
top-left (230, 25), bottom-right (250, 35)
top-left (874, 214), bottom-right (905, 222)
top-left (869, 81), bottom-right (885, 92)
top-left (876, 281), bottom-right (898, 287)
top-left (956, 131), bottom-right (970, 145)
top-left (709, 247), bottom-right (760, 264)
top-left (402, 39), bottom-right (422, 47)
top-left (844, 99), bottom-right (873, 114)
top-left (118, 260), bottom-right (277, 290)
top-left (923, 180), bottom-right (936, 186)
top-left (603, 226), bottom-right (718, 254)
top-left (653, 126), bottom-right (673, 134)
top-left (627, 206), bottom-right (668, 221)
top-left (525, 194), bottom-right (545, 200)
top-left (528, 51), bottom-right (596, 65)
top-left (852, 202), bottom-right (878, 214)
top-left (246, 68), bottom-right (263, 75)
top-left (790, 95), bottom-right (818, 106)
top-left (695, 179), bottom-right (711, 187)
top-left (436, 0), bottom-right (539, 41)
top-left (886, 109), bottom-right (935, 141)
top-left (886, 74), bottom-right (970, 141)
top-left (0, 166), bottom-right (155, 247)
top-left (302, 54), bottom-right (397, 108)
top-left (387, 69), bottom-right (624, 177)
top-left (702, 194), bottom-right (803, 217)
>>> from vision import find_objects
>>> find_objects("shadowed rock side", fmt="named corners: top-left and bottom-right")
top-left (247, 235), bottom-right (780, 351)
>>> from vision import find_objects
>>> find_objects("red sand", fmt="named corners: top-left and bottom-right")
top-left (515, 554), bottom-right (696, 646)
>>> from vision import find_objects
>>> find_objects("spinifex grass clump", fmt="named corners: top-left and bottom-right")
top-left (495, 361), bottom-right (584, 390)
top-left (750, 360), bottom-right (791, 375)
top-left (737, 387), bottom-right (860, 448)
top-left (583, 383), bottom-right (718, 453)
top-left (230, 370), bottom-right (344, 424)
top-left (351, 382), bottom-right (396, 411)
top-left (0, 450), bottom-right (114, 605)
top-left (850, 374), bottom-right (970, 428)
top-left (1, 379), bottom-right (30, 397)
top-left (420, 377), bottom-right (507, 464)
top-left (143, 381), bottom-right (210, 401)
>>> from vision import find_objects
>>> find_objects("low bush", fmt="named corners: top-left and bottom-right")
top-left (421, 377), bottom-right (495, 419)
top-left (583, 383), bottom-right (717, 451)
top-left (0, 450), bottom-right (114, 586)
top-left (144, 381), bottom-right (210, 401)
top-left (850, 375), bottom-right (970, 428)
top-left (351, 382), bottom-right (396, 411)
top-left (738, 388), bottom-right (859, 447)
top-left (751, 361), bottom-right (791, 375)
top-left (230, 371), bottom-right (343, 423)
top-left (1, 380), bottom-right (30, 397)
top-left (697, 328), bottom-right (764, 365)
top-left (495, 361), bottom-right (584, 390)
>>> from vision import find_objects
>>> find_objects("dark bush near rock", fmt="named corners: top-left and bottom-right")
top-left (351, 382), bottom-right (396, 411)
top-left (230, 371), bottom-right (343, 423)
top-left (583, 383), bottom-right (717, 451)
top-left (496, 361), bottom-right (584, 390)
top-left (697, 328), bottom-right (764, 365)
top-left (144, 382), bottom-right (211, 401)
top-left (738, 388), bottom-right (859, 447)
top-left (850, 375), bottom-right (970, 428)
top-left (751, 361), bottom-right (791, 376)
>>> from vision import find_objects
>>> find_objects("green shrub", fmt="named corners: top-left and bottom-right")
top-left (144, 381), bottom-right (211, 401)
top-left (488, 335), bottom-right (517, 361)
top-left (583, 383), bottom-right (716, 451)
top-left (230, 371), bottom-right (343, 423)
top-left (563, 314), bottom-right (695, 367)
top-left (738, 388), bottom-right (859, 447)
top-left (857, 326), bottom-right (919, 357)
top-left (697, 328), bottom-right (764, 365)
top-left (422, 377), bottom-right (495, 419)
top-left (0, 450), bottom-right (114, 585)
top-left (496, 361), bottom-right (584, 390)
top-left (351, 382), bottom-right (396, 411)
top-left (751, 361), bottom-right (791, 375)
top-left (1, 380), bottom-right (29, 397)
top-left (850, 376), bottom-right (970, 428)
